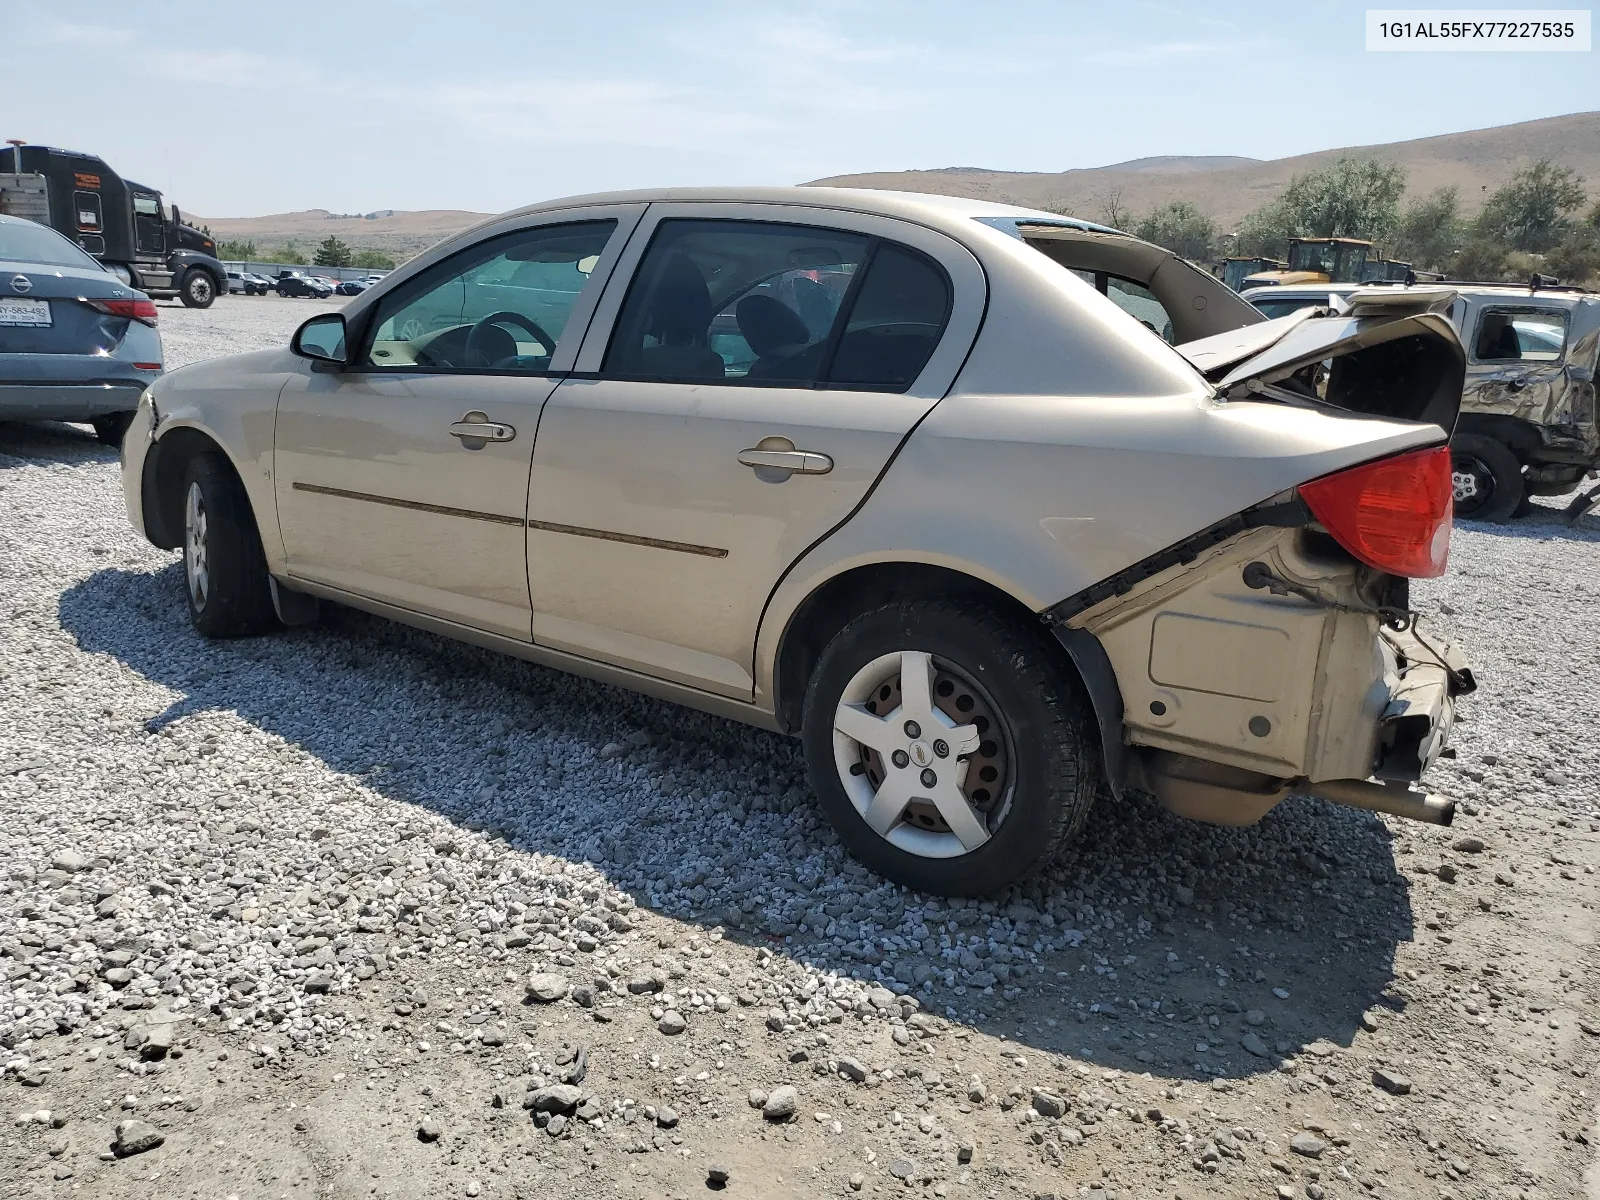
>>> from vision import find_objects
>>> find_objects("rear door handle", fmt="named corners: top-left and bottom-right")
top-left (738, 448), bottom-right (833, 474)
top-left (449, 418), bottom-right (515, 442)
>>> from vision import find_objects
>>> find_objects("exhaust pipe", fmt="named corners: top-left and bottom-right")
top-left (1308, 778), bottom-right (1455, 826)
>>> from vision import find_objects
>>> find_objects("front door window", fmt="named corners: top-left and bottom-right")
top-left (363, 221), bottom-right (617, 373)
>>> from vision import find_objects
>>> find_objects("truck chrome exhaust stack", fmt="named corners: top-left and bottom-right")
top-left (1307, 778), bottom-right (1455, 826)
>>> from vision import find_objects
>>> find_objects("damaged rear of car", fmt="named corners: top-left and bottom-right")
top-left (1044, 285), bottom-right (1473, 835)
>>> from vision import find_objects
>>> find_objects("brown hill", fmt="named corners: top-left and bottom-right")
top-left (190, 208), bottom-right (492, 258)
top-left (807, 111), bottom-right (1600, 228)
top-left (191, 112), bottom-right (1600, 254)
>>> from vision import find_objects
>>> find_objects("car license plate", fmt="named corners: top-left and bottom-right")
top-left (0, 298), bottom-right (51, 327)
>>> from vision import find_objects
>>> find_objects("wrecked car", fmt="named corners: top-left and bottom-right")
top-left (1448, 284), bottom-right (1600, 522)
top-left (120, 188), bottom-right (1473, 896)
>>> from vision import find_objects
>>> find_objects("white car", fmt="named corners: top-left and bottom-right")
top-left (121, 187), bottom-right (1473, 895)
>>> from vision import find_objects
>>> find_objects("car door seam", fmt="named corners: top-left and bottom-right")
top-left (749, 262), bottom-right (996, 707)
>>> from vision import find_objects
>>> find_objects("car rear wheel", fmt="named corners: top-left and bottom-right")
top-left (179, 268), bottom-right (217, 309)
top-left (801, 598), bottom-right (1099, 896)
top-left (91, 412), bottom-right (133, 446)
top-left (181, 453), bottom-right (278, 638)
top-left (1451, 432), bottom-right (1524, 523)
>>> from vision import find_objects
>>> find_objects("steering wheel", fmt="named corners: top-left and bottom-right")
top-left (464, 311), bottom-right (557, 368)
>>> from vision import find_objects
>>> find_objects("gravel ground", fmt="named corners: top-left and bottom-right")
top-left (3, 297), bottom-right (1600, 1200)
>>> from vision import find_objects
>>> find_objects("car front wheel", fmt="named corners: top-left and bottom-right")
top-left (179, 268), bottom-right (217, 308)
top-left (181, 453), bottom-right (278, 637)
top-left (801, 599), bottom-right (1099, 896)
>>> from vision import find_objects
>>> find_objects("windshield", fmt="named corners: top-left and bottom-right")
top-left (0, 219), bottom-right (105, 270)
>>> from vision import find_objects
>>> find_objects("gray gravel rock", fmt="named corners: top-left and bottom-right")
top-left (531, 1084), bottom-right (583, 1113)
top-left (762, 1085), bottom-right (798, 1120)
top-left (525, 973), bottom-right (569, 1003)
top-left (657, 1010), bottom-right (686, 1035)
top-left (1290, 1132), bottom-right (1326, 1158)
top-left (112, 1119), bottom-right (164, 1156)
top-left (1031, 1089), bottom-right (1066, 1118)
top-left (1372, 1068), bottom-right (1413, 1095)
top-left (417, 1118), bottom-right (442, 1143)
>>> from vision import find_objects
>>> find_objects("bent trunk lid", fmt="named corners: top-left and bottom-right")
top-left (1176, 289), bottom-right (1466, 435)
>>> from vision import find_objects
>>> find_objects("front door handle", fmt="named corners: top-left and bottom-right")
top-left (738, 447), bottom-right (833, 475)
top-left (449, 413), bottom-right (515, 443)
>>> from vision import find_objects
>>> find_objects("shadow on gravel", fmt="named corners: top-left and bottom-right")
top-left (59, 564), bottom-right (1416, 1084)
top-left (1456, 495), bottom-right (1600, 542)
top-left (0, 420), bottom-right (116, 469)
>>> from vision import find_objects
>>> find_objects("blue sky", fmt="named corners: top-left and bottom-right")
top-left (5, 0), bottom-right (1596, 217)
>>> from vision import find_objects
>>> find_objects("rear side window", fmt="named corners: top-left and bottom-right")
top-left (603, 219), bottom-right (953, 392)
top-left (1065, 268), bottom-right (1176, 342)
top-left (828, 243), bottom-right (952, 389)
top-left (1472, 306), bottom-right (1567, 362)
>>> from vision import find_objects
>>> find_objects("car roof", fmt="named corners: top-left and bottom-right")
top-left (473, 185), bottom-right (1117, 241)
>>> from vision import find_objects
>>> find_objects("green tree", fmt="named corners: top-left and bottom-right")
top-left (1234, 198), bottom-right (1298, 259)
top-left (1392, 187), bottom-right (1461, 271)
top-left (313, 234), bottom-right (353, 268)
top-left (351, 248), bottom-right (396, 270)
top-left (1452, 234), bottom-right (1511, 282)
top-left (217, 238), bottom-right (257, 260)
top-left (252, 245), bottom-right (308, 266)
top-left (1474, 159), bottom-right (1586, 252)
top-left (1133, 200), bottom-right (1217, 262)
top-left (1234, 155), bottom-right (1407, 258)
top-left (1545, 226), bottom-right (1600, 286)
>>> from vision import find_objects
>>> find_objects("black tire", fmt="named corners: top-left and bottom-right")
top-left (91, 412), bottom-right (134, 446)
top-left (1451, 433), bottom-right (1524, 522)
top-left (178, 268), bottom-right (218, 309)
top-left (801, 599), bottom-right (1099, 896)
top-left (180, 453), bottom-right (278, 638)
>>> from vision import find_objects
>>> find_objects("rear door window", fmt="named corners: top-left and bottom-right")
top-left (603, 219), bottom-right (953, 391)
top-left (1471, 306), bottom-right (1568, 362)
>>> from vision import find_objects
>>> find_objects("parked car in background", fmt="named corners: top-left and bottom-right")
top-left (276, 272), bottom-right (333, 299)
top-left (1244, 280), bottom-right (1600, 521)
top-left (0, 212), bottom-right (161, 444)
top-left (227, 271), bottom-right (269, 296)
top-left (121, 187), bottom-right (1472, 896)
top-left (336, 278), bottom-right (369, 296)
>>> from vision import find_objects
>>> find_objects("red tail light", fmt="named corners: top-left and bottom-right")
top-left (1300, 445), bottom-right (1452, 578)
top-left (84, 297), bottom-right (159, 327)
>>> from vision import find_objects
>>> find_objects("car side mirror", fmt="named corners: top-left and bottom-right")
top-left (292, 313), bottom-right (348, 365)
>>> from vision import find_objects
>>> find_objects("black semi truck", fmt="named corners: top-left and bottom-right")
top-left (0, 142), bottom-right (227, 308)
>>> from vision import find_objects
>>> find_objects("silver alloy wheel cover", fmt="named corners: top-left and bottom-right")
top-left (1452, 468), bottom-right (1481, 503)
top-left (832, 650), bottom-right (1003, 859)
top-left (183, 481), bottom-right (210, 610)
top-left (189, 274), bottom-right (213, 303)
